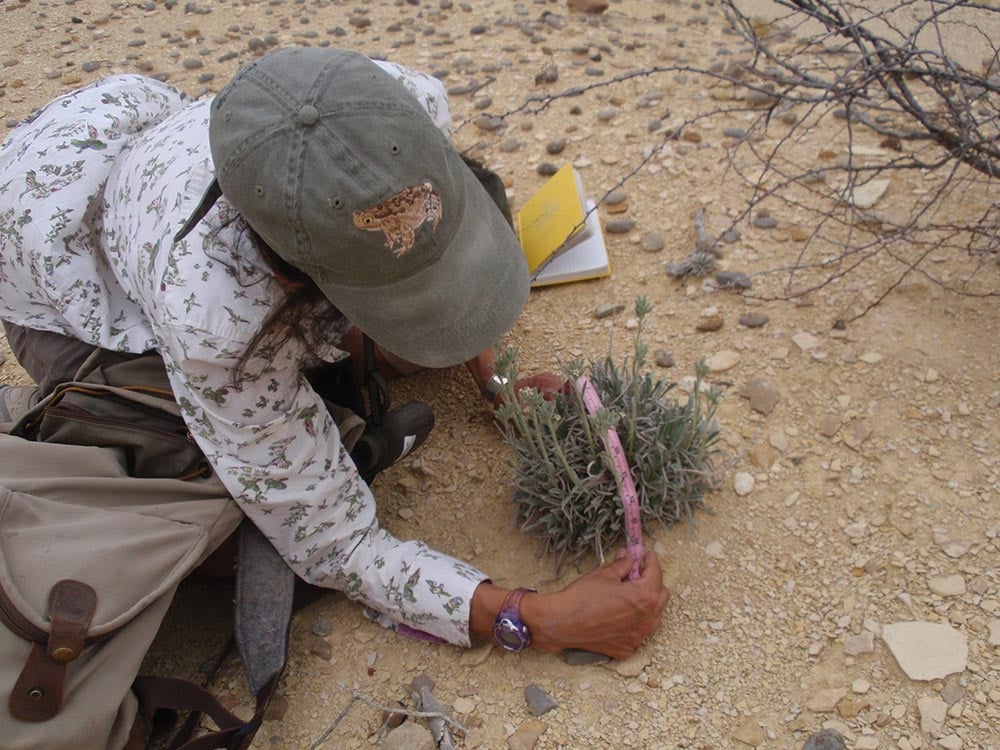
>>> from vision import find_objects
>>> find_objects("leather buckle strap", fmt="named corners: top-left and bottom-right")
top-left (9, 580), bottom-right (97, 722)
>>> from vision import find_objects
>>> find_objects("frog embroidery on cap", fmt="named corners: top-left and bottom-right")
top-left (353, 182), bottom-right (442, 256)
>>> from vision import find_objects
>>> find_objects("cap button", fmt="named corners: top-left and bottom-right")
top-left (297, 105), bottom-right (319, 126)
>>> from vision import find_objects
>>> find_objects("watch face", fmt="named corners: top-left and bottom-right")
top-left (493, 616), bottom-right (530, 651)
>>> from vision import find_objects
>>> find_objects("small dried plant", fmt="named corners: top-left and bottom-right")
top-left (495, 297), bottom-right (723, 573)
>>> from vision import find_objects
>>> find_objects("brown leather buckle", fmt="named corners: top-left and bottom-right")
top-left (10, 580), bottom-right (97, 722)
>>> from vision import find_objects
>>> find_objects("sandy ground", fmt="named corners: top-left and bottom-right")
top-left (0, 1), bottom-right (997, 749)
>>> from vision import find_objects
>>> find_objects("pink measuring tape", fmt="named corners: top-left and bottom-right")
top-left (576, 376), bottom-right (644, 581)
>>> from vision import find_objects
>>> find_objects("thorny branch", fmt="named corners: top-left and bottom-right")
top-left (460, 0), bottom-right (998, 321)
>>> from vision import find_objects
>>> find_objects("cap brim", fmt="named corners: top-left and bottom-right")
top-left (320, 161), bottom-right (529, 369)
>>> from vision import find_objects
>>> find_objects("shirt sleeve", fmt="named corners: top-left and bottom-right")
top-left (154, 322), bottom-right (487, 646)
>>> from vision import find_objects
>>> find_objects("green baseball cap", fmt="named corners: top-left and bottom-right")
top-left (197, 47), bottom-right (529, 368)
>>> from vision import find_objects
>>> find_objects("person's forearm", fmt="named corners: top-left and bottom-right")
top-left (469, 580), bottom-right (560, 651)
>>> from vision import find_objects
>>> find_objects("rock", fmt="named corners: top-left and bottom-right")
top-left (818, 414), bottom-right (841, 438)
top-left (537, 162), bottom-right (559, 176)
top-left (696, 315), bottom-right (724, 332)
top-left (917, 695), bottom-right (947, 734)
top-left (801, 729), bottom-right (847, 750)
top-left (937, 735), bottom-right (962, 750)
top-left (806, 688), bottom-right (848, 713)
top-left (311, 618), bottom-right (333, 637)
top-left (940, 676), bottom-right (965, 705)
top-left (383, 722), bottom-right (436, 750)
top-left (459, 643), bottom-right (493, 667)
top-left (721, 228), bottom-right (741, 243)
top-left (989, 619), bottom-right (1000, 647)
top-left (604, 651), bottom-right (649, 677)
top-left (473, 114), bottom-right (503, 132)
top-left (723, 127), bottom-right (747, 138)
top-left (836, 696), bottom-right (870, 719)
top-left (594, 303), bottom-right (625, 319)
top-left (769, 431), bottom-right (789, 452)
top-left (849, 178), bottom-right (890, 209)
top-left (641, 232), bottom-right (664, 252)
top-left (605, 218), bottom-right (636, 234)
top-left (733, 472), bottom-right (755, 496)
top-left (924, 367), bottom-right (940, 383)
top-left (859, 351), bottom-right (883, 364)
top-left (567, 0), bottom-right (608, 13)
top-left (748, 444), bottom-right (775, 470)
top-left (732, 718), bottom-right (765, 747)
top-left (740, 379), bottom-right (780, 415)
top-left (852, 678), bottom-right (871, 694)
top-left (563, 648), bottom-right (611, 666)
top-left (453, 696), bottom-right (476, 714)
top-left (605, 190), bottom-right (627, 205)
top-left (653, 349), bottom-right (674, 367)
top-left (524, 684), bottom-right (559, 716)
top-left (739, 312), bottom-right (769, 328)
top-left (546, 138), bottom-right (566, 155)
top-left (499, 139), bottom-right (520, 152)
top-left (715, 271), bottom-right (751, 289)
top-left (928, 574), bottom-right (966, 597)
top-left (843, 631), bottom-right (875, 656)
top-left (706, 540), bottom-right (725, 559)
top-left (309, 636), bottom-right (332, 660)
top-left (596, 108), bottom-right (618, 122)
top-left (751, 214), bottom-right (778, 229)
top-left (792, 331), bottom-right (821, 351)
top-left (534, 64), bottom-right (558, 85)
top-left (842, 419), bottom-right (872, 450)
top-left (882, 622), bottom-right (968, 680)
top-left (706, 350), bottom-right (740, 372)
top-left (508, 719), bottom-right (547, 750)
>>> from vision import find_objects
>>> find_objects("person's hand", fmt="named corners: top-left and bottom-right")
top-left (493, 372), bottom-right (568, 410)
top-left (522, 550), bottom-right (671, 659)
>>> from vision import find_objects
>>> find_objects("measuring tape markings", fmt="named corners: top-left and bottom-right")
top-left (576, 376), bottom-right (644, 581)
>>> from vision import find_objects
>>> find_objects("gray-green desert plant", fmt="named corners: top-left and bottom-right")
top-left (494, 297), bottom-right (722, 573)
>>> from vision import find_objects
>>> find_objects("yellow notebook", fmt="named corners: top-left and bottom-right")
top-left (515, 165), bottom-right (610, 287)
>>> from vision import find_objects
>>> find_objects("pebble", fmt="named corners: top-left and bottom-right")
top-left (801, 729), bottom-right (846, 750)
top-left (937, 735), bottom-right (963, 750)
top-left (309, 636), bottom-right (332, 660)
top-left (605, 218), bottom-right (636, 234)
top-left (82, 61), bottom-right (101, 73)
top-left (536, 162), bottom-right (559, 176)
top-left (383, 722), bottom-right (435, 750)
top-left (524, 684), bottom-right (559, 716)
top-left (843, 631), bottom-right (875, 656)
top-left (594, 303), bottom-right (624, 319)
top-left (596, 108), bottom-right (618, 122)
top-left (852, 679), bottom-right (871, 694)
top-left (604, 651), bottom-right (649, 678)
top-left (842, 419), bottom-right (872, 450)
top-left (748, 444), bottom-right (775, 469)
top-left (792, 331), bottom-right (821, 351)
top-left (733, 472), bottom-right (755, 496)
top-left (928, 574), bottom-right (965, 597)
top-left (859, 351), bottom-right (883, 364)
top-left (264, 693), bottom-right (289, 722)
top-left (706, 350), bottom-right (740, 372)
top-left (740, 379), bottom-right (780, 415)
top-left (723, 126), bottom-right (747, 138)
top-left (715, 270), bottom-right (751, 289)
top-left (508, 719), bottom-right (547, 750)
top-left (546, 138), bottom-right (566, 155)
top-left (473, 114), bottom-right (503, 132)
top-left (940, 676), bottom-right (965, 705)
top-left (563, 647), bottom-right (611, 666)
top-left (641, 232), bottom-right (664, 252)
top-left (818, 414), bottom-right (841, 437)
top-left (738, 312), bottom-right (769, 328)
top-left (751, 214), bottom-right (778, 229)
top-left (882, 621), bottom-right (968, 680)
top-left (499, 139), bottom-right (520, 152)
top-left (806, 688), bottom-right (848, 713)
top-left (453, 696), bottom-right (476, 714)
top-left (474, 96), bottom-right (493, 110)
top-left (182, 58), bottom-right (203, 70)
top-left (918, 695), bottom-right (947, 734)
top-left (706, 540), bottom-right (725, 558)
top-left (732, 718), bottom-right (765, 747)
top-left (989, 619), bottom-right (1000, 647)
top-left (605, 191), bottom-right (627, 205)
top-left (696, 315), bottom-right (723, 332)
top-left (311, 618), bottom-right (332, 637)
top-left (567, 0), bottom-right (609, 12)
top-left (534, 64), bottom-right (558, 85)
top-left (850, 178), bottom-right (890, 208)
top-left (653, 349), bottom-right (674, 367)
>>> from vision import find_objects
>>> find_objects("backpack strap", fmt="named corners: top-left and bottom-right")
top-left (131, 519), bottom-right (295, 750)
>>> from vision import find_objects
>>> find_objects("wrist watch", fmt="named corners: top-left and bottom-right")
top-left (481, 373), bottom-right (510, 403)
top-left (492, 587), bottom-right (535, 652)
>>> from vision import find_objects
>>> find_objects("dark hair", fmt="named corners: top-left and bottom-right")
top-left (224, 219), bottom-right (347, 386)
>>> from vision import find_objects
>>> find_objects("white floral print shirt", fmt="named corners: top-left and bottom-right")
top-left (0, 66), bottom-right (485, 646)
